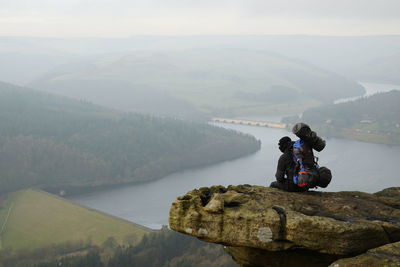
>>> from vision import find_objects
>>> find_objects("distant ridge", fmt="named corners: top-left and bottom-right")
top-left (31, 48), bottom-right (364, 117)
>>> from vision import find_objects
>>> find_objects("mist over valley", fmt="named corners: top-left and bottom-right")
top-left (0, 1), bottom-right (400, 265)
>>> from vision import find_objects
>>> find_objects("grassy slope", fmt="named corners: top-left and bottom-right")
top-left (0, 190), bottom-right (150, 250)
top-left (313, 126), bottom-right (400, 145)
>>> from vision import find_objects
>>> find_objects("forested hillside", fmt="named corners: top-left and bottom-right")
top-left (284, 91), bottom-right (400, 144)
top-left (1, 229), bottom-right (237, 267)
top-left (106, 230), bottom-right (236, 267)
top-left (0, 81), bottom-right (260, 194)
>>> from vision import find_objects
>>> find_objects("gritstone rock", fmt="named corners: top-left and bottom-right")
top-left (169, 185), bottom-right (400, 267)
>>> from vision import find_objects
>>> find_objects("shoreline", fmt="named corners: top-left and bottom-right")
top-left (43, 142), bottom-right (261, 198)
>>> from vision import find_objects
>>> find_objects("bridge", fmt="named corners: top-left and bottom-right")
top-left (212, 117), bottom-right (286, 129)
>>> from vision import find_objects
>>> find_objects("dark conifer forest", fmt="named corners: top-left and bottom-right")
top-left (301, 91), bottom-right (400, 128)
top-left (0, 230), bottom-right (237, 267)
top-left (0, 81), bottom-right (260, 194)
top-left (283, 91), bottom-right (400, 144)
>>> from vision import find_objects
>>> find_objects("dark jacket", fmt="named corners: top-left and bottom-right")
top-left (275, 142), bottom-right (295, 183)
top-left (272, 141), bottom-right (308, 192)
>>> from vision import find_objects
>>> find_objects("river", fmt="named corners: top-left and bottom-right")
top-left (334, 81), bottom-right (400, 103)
top-left (69, 82), bottom-right (400, 229)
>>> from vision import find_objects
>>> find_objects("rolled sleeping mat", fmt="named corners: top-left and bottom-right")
top-left (317, 167), bottom-right (332, 188)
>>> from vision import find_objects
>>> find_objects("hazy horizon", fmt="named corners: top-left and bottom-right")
top-left (1, 0), bottom-right (400, 37)
top-left (1, 1), bottom-right (399, 265)
top-left (2, 33), bottom-right (400, 39)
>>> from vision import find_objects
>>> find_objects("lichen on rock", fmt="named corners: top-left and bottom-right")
top-left (169, 185), bottom-right (400, 266)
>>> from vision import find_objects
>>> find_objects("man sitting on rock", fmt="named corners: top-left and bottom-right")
top-left (270, 123), bottom-right (332, 191)
top-left (270, 136), bottom-right (308, 192)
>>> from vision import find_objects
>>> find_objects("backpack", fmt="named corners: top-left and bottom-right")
top-left (292, 139), bottom-right (319, 188)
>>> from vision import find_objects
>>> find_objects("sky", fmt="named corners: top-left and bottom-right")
top-left (1, 0), bottom-right (400, 37)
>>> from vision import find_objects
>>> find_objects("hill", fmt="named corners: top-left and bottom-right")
top-left (31, 48), bottom-right (364, 117)
top-left (2, 35), bottom-right (399, 85)
top-left (355, 53), bottom-right (400, 84)
top-left (283, 91), bottom-right (400, 144)
top-left (0, 81), bottom-right (260, 194)
top-left (0, 190), bottom-right (150, 250)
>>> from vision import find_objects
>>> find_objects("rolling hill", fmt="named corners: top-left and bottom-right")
top-left (31, 48), bottom-right (364, 117)
top-left (2, 35), bottom-right (400, 85)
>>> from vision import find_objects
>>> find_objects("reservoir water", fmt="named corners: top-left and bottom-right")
top-left (69, 82), bottom-right (400, 229)
top-left (335, 81), bottom-right (400, 103)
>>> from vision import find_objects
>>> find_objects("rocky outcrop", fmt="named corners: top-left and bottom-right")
top-left (169, 185), bottom-right (400, 266)
top-left (329, 241), bottom-right (400, 266)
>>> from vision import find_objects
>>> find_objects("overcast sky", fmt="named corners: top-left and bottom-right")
top-left (1, 0), bottom-right (399, 37)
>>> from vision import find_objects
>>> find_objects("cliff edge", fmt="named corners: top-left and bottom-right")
top-left (169, 185), bottom-right (400, 266)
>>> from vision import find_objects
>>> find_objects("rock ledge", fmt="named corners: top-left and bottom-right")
top-left (169, 185), bottom-right (400, 266)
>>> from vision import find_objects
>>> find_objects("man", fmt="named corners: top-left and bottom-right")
top-left (271, 123), bottom-right (331, 191)
top-left (270, 136), bottom-right (308, 192)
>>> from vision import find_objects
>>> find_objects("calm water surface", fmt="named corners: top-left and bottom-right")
top-left (335, 81), bottom-right (400, 103)
top-left (70, 82), bottom-right (400, 229)
top-left (69, 123), bottom-right (400, 229)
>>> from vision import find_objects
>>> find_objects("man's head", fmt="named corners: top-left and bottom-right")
top-left (278, 136), bottom-right (292, 152)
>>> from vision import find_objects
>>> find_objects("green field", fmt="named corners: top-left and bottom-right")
top-left (0, 190), bottom-right (151, 250)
